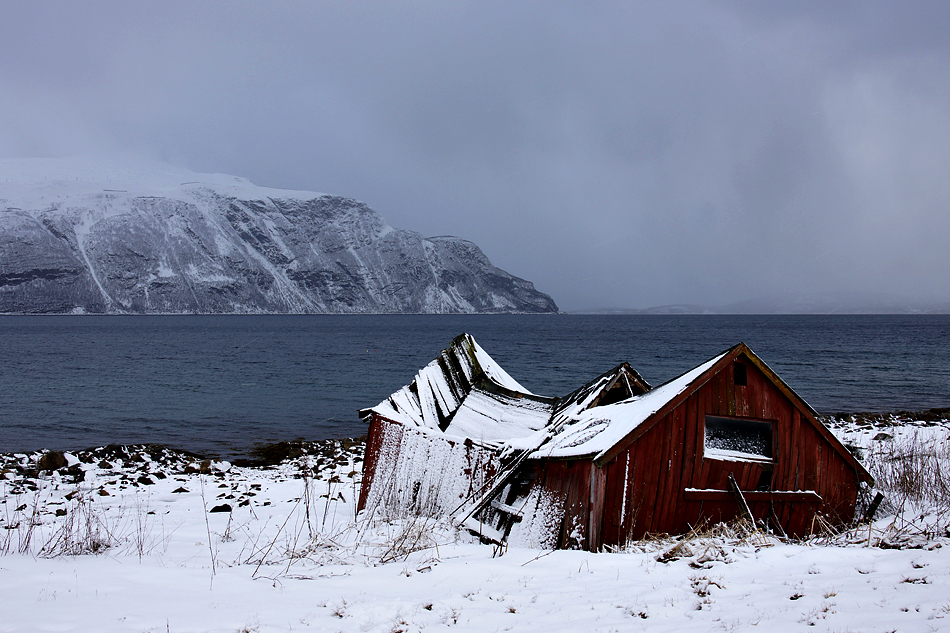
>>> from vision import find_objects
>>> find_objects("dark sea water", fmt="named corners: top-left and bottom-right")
top-left (1, 315), bottom-right (947, 458)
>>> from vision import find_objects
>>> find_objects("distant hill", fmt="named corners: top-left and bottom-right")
top-left (0, 157), bottom-right (557, 314)
top-left (576, 296), bottom-right (950, 315)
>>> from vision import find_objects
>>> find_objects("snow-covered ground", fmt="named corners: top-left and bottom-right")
top-left (2, 418), bottom-right (948, 633)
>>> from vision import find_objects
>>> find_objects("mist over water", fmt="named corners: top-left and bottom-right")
top-left (1, 314), bottom-right (947, 459)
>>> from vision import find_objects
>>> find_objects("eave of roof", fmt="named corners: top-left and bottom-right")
top-left (735, 345), bottom-right (873, 483)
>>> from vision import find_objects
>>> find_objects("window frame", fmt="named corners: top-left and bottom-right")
top-left (702, 414), bottom-right (775, 463)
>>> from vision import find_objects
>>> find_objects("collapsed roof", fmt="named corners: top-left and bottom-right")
top-left (361, 332), bottom-right (661, 458)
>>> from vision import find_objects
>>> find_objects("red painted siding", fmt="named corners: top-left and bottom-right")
top-left (592, 352), bottom-right (865, 545)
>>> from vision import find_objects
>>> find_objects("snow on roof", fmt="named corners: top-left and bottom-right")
top-left (538, 351), bottom-right (726, 460)
top-left (469, 339), bottom-right (533, 394)
top-left (364, 333), bottom-right (551, 444)
top-left (444, 388), bottom-right (553, 447)
top-left (367, 334), bottom-right (726, 460)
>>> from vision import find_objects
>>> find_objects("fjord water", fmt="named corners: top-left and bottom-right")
top-left (1, 315), bottom-right (947, 458)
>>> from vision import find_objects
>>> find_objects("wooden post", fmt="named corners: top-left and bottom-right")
top-left (728, 472), bottom-right (756, 526)
top-left (863, 492), bottom-right (885, 522)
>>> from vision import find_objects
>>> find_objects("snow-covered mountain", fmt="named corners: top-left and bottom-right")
top-left (0, 158), bottom-right (557, 314)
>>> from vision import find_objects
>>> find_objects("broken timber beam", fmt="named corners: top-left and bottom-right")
top-left (728, 472), bottom-right (756, 526)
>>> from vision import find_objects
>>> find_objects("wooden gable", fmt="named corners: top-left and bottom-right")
top-left (593, 343), bottom-right (871, 483)
top-left (587, 343), bottom-right (871, 544)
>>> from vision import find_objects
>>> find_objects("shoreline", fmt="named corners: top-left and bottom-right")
top-left (0, 435), bottom-right (369, 467)
top-left (0, 437), bottom-right (367, 497)
top-left (2, 406), bottom-right (948, 465)
top-left (1, 406), bottom-right (946, 506)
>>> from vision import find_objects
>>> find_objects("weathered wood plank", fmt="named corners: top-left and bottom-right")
top-left (601, 455), bottom-right (622, 546)
top-left (789, 408), bottom-right (802, 490)
top-left (681, 393), bottom-right (699, 489)
top-left (588, 464), bottom-right (607, 551)
top-left (357, 413), bottom-right (387, 511)
top-left (656, 409), bottom-right (683, 532)
top-left (668, 405), bottom-right (693, 534)
top-left (639, 423), bottom-right (666, 534)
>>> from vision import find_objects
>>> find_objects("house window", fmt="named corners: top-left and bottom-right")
top-left (704, 415), bottom-right (772, 461)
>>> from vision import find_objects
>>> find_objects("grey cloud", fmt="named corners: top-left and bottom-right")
top-left (2, 1), bottom-right (949, 310)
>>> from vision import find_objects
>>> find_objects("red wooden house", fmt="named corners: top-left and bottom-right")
top-left (358, 334), bottom-right (872, 550)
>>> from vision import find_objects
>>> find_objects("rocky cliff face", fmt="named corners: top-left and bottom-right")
top-left (0, 158), bottom-right (557, 314)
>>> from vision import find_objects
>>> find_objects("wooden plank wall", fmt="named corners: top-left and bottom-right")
top-left (532, 461), bottom-right (593, 550)
top-left (359, 414), bottom-right (509, 518)
top-left (358, 413), bottom-right (399, 512)
top-left (596, 355), bottom-right (862, 545)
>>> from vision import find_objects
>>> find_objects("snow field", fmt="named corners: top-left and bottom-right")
top-left (0, 421), bottom-right (948, 633)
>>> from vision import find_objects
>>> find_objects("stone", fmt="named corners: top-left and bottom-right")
top-left (38, 451), bottom-right (67, 471)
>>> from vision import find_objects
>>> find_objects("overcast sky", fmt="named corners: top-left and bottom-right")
top-left (2, 1), bottom-right (949, 311)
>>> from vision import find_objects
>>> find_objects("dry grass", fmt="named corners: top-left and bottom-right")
top-left (616, 518), bottom-right (779, 566)
top-left (863, 431), bottom-right (950, 516)
top-left (39, 491), bottom-right (118, 556)
top-left (827, 429), bottom-right (950, 548)
top-left (1, 484), bottom-right (170, 558)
